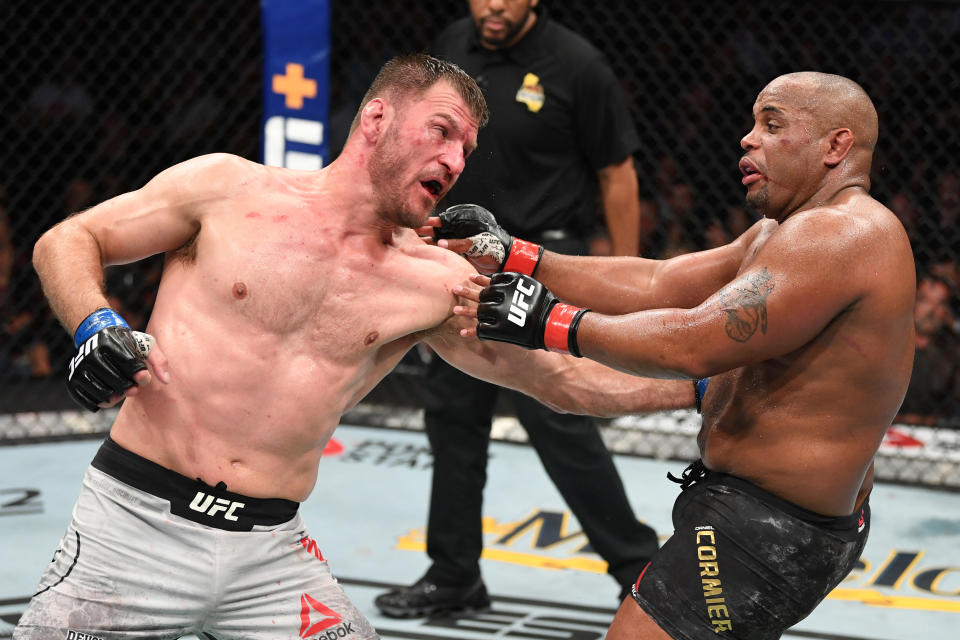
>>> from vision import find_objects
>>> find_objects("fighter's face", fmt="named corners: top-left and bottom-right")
top-left (738, 81), bottom-right (824, 220)
top-left (368, 81), bottom-right (479, 228)
top-left (914, 278), bottom-right (953, 337)
top-left (469, 0), bottom-right (538, 49)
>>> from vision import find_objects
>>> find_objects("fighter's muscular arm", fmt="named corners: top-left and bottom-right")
top-left (34, 153), bottom-right (249, 332)
top-left (574, 210), bottom-right (871, 379)
top-left (418, 247), bottom-right (694, 416)
top-left (534, 217), bottom-right (777, 314)
top-left (34, 153), bottom-right (254, 396)
top-left (426, 315), bottom-right (694, 417)
top-left (438, 208), bottom-right (776, 314)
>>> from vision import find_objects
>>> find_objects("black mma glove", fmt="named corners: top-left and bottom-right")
top-left (67, 308), bottom-right (148, 412)
top-left (476, 272), bottom-right (589, 356)
top-left (436, 204), bottom-right (543, 276)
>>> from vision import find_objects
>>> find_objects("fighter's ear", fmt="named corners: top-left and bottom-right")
top-left (359, 98), bottom-right (387, 142)
top-left (824, 128), bottom-right (854, 167)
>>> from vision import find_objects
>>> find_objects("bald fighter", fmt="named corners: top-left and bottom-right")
top-left (16, 54), bottom-right (692, 640)
top-left (440, 72), bottom-right (915, 638)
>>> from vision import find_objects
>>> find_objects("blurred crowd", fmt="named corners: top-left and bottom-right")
top-left (0, 0), bottom-right (958, 426)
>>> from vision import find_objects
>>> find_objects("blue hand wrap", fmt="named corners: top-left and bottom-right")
top-left (694, 377), bottom-right (710, 413)
top-left (74, 308), bottom-right (130, 347)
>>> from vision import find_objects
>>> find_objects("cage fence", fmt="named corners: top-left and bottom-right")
top-left (1, 1), bottom-right (958, 490)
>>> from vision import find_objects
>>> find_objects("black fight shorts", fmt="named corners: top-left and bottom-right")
top-left (631, 460), bottom-right (869, 640)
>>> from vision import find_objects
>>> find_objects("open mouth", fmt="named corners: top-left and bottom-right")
top-left (739, 158), bottom-right (763, 184)
top-left (422, 180), bottom-right (443, 197)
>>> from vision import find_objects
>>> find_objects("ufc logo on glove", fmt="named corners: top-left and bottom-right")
top-left (477, 273), bottom-right (588, 357)
top-left (508, 278), bottom-right (537, 326)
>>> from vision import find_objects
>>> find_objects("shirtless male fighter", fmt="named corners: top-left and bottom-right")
top-left (16, 54), bottom-right (692, 640)
top-left (438, 72), bottom-right (916, 639)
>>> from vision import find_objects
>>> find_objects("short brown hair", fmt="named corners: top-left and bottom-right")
top-left (349, 53), bottom-right (488, 134)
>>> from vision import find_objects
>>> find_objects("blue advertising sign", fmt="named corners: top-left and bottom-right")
top-left (261, 0), bottom-right (329, 169)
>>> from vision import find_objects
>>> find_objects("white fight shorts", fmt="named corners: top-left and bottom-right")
top-left (14, 437), bottom-right (379, 640)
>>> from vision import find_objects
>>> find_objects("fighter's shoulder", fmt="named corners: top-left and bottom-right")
top-left (778, 199), bottom-right (903, 251)
top-left (397, 230), bottom-right (475, 281)
top-left (146, 153), bottom-right (261, 190)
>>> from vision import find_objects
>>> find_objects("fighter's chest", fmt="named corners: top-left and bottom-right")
top-left (188, 223), bottom-right (441, 346)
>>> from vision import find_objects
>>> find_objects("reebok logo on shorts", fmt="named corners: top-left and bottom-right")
top-left (299, 593), bottom-right (353, 638)
top-left (66, 631), bottom-right (105, 640)
top-left (299, 535), bottom-right (326, 561)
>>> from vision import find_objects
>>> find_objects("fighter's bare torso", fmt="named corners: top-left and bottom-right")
top-left (699, 191), bottom-right (915, 515)
top-left (110, 157), bottom-right (468, 501)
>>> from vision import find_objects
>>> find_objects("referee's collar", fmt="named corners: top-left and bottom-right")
top-left (466, 6), bottom-right (549, 60)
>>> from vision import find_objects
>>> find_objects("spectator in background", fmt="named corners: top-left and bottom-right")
top-left (702, 214), bottom-right (732, 249)
top-left (889, 191), bottom-right (922, 246)
top-left (912, 167), bottom-right (960, 271)
top-left (936, 167), bottom-right (959, 235)
top-left (61, 177), bottom-right (97, 215)
top-left (898, 272), bottom-right (960, 427)
top-left (374, 0), bottom-right (655, 619)
top-left (656, 181), bottom-right (706, 258)
top-left (930, 258), bottom-right (960, 296)
top-left (0, 194), bottom-right (52, 378)
top-left (725, 203), bottom-right (756, 238)
top-left (702, 204), bottom-right (761, 250)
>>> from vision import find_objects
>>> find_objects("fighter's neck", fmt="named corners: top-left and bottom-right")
top-left (302, 159), bottom-right (402, 241)
top-left (781, 184), bottom-right (869, 221)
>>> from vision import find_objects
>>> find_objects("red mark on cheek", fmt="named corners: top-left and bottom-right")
top-left (843, 336), bottom-right (866, 358)
top-left (272, 214), bottom-right (289, 223)
top-left (245, 211), bottom-right (261, 219)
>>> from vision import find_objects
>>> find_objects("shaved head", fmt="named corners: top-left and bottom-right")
top-left (742, 72), bottom-right (880, 218)
top-left (761, 72), bottom-right (878, 152)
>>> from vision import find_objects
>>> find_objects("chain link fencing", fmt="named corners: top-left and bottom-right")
top-left (1, 1), bottom-right (958, 488)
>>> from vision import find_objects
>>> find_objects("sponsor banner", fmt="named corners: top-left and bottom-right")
top-left (261, 0), bottom-right (329, 169)
top-left (388, 509), bottom-right (960, 613)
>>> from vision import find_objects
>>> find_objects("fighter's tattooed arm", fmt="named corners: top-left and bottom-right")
top-left (718, 267), bottom-right (775, 343)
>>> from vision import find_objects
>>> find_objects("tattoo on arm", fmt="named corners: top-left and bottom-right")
top-left (718, 267), bottom-right (774, 343)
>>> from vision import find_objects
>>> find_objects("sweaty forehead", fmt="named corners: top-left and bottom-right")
top-left (421, 82), bottom-right (480, 131)
top-left (754, 79), bottom-right (821, 119)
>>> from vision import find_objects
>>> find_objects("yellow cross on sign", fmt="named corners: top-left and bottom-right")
top-left (272, 63), bottom-right (317, 110)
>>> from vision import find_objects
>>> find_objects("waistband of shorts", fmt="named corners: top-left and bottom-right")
top-left (91, 436), bottom-right (299, 532)
top-left (703, 469), bottom-right (868, 533)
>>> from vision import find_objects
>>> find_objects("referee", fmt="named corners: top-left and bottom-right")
top-left (375, 0), bottom-right (655, 618)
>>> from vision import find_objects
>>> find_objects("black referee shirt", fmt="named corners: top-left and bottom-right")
top-left (433, 9), bottom-right (640, 237)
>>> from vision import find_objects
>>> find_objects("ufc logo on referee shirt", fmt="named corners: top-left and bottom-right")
top-left (189, 491), bottom-right (245, 521)
top-left (508, 279), bottom-right (536, 326)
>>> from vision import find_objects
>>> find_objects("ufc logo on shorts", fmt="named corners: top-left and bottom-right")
top-left (66, 632), bottom-right (105, 640)
top-left (508, 279), bottom-right (536, 326)
top-left (189, 491), bottom-right (245, 521)
top-left (68, 334), bottom-right (98, 380)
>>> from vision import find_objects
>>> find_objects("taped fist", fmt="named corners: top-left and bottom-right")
top-left (436, 204), bottom-right (543, 276)
top-left (476, 272), bottom-right (589, 356)
top-left (67, 309), bottom-right (148, 412)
